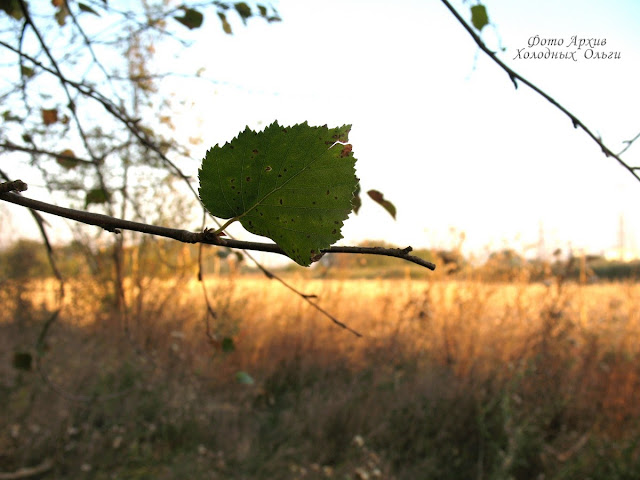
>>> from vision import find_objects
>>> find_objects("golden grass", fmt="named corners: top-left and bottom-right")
top-left (2, 275), bottom-right (640, 478)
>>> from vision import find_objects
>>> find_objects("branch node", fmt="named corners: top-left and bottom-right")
top-left (0, 179), bottom-right (28, 194)
top-left (203, 227), bottom-right (226, 245)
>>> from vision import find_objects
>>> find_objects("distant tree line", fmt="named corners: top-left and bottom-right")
top-left (2, 238), bottom-right (640, 282)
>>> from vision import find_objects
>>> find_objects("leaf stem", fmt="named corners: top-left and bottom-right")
top-left (213, 216), bottom-right (239, 235)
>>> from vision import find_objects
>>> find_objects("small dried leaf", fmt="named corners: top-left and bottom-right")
top-left (42, 108), bottom-right (58, 126)
top-left (78, 3), bottom-right (100, 16)
top-left (218, 12), bottom-right (232, 34)
top-left (234, 2), bottom-right (251, 24)
top-left (367, 189), bottom-right (397, 220)
top-left (174, 8), bottom-right (203, 30)
top-left (54, 3), bottom-right (70, 26)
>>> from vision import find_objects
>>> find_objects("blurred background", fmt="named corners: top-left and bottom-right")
top-left (2, 1), bottom-right (640, 479)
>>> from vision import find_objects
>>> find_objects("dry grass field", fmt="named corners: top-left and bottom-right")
top-left (2, 273), bottom-right (640, 479)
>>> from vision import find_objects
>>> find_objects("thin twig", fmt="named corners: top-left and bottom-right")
top-left (618, 130), bottom-right (640, 157)
top-left (17, 0), bottom-right (113, 216)
top-left (253, 259), bottom-right (363, 336)
top-left (440, 0), bottom-right (640, 183)
top-left (0, 459), bottom-right (54, 480)
top-left (0, 142), bottom-right (96, 166)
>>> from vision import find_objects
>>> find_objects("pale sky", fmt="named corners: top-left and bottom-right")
top-left (3, 0), bottom-right (640, 262)
top-left (161, 0), bottom-right (640, 260)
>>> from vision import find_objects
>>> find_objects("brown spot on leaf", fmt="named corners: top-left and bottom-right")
top-left (340, 144), bottom-right (352, 158)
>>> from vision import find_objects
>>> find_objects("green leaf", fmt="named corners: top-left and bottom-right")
top-left (13, 351), bottom-right (32, 371)
top-left (235, 371), bottom-right (254, 385)
top-left (217, 12), bottom-right (232, 34)
top-left (85, 187), bottom-right (110, 207)
top-left (257, 4), bottom-right (267, 17)
top-left (199, 122), bottom-right (358, 267)
top-left (221, 337), bottom-right (235, 352)
top-left (78, 2), bottom-right (99, 16)
top-left (234, 2), bottom-right (251, 24)
top-left (0, 0), bottom-right (23, 20)
top-left (175, 7), bottom-right (203, 30)
top-left (21, 65), bottom-right (35, 78)
top-left (56, 149), bottom-right (79, 169)
top-left (352, 183), bottom-right (361, 214)
top-left (367, 189), bottom-right (396, 220)
top-left (2, 110), bottom-right (21, 122)
top-left (470, 4), bottom-right (489, 32)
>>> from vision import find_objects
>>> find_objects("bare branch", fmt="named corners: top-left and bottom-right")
top-left (440, 0), bottom-right (640, 183)
top-left (0, 142), bottom-right (96, 166)
top-left (0, 185), bottom-right (437, 271)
